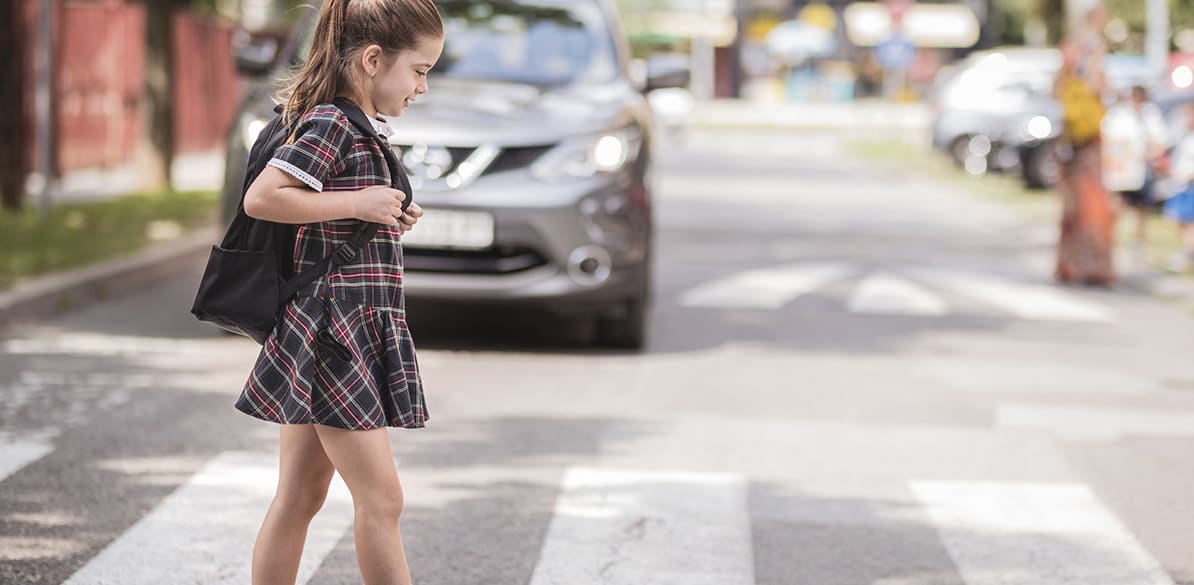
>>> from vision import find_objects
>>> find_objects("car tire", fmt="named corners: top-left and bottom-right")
top-left (949, 135), bottom-right (972, 167)
top-left (1021, 142), bottom-right (1059, 190)
top-left (594, 264), bottom-right (650, 350)
top-left (595, 296), bottom-right (647, 350)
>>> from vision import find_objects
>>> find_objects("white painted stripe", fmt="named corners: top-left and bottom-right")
top-left (529, 467), bottom-right (754, 585)
top-left (910, 481), bottom-right (1174, 585)
top-left (0, 440), bottom-right (53, 483)
top-left (679, 262), bottom-right (854, 309)
top-left (997, 403), bottom-right (1194, 443)
top-left (909, 267), bottom-right (1114, 322)
top-left (847, 272), bottom-right (948, 316)
top-left (63, 451), bottom-right (353, 585)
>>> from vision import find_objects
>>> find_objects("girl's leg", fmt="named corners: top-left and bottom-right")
top-left (313, 425), bottom-right (411, 585)
top-left (252, 424), bottom-right (337, 585)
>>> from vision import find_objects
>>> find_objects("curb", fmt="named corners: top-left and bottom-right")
top-left (0, 227), bottom-right (218, 328)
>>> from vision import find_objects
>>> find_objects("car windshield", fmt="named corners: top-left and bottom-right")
top-left (297, 1), bottom-right (618, 87)
top-left (435, 0), bottom-right (617, 86)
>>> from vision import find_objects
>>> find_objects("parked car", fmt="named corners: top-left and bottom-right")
top-left (930, 47), bottom-right (1061, 173)
top-left (222, 0), bottom-right (687, 349)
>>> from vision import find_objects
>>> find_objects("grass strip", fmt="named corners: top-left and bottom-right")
top-left (0, 190), bottom-right (217, 290)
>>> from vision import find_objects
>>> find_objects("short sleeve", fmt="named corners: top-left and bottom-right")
top-left (267, 108), bottom-right (355, 192)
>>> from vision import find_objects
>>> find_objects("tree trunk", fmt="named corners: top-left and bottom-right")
top-left (139, 0), bottom-right (188, 190)
top-left (0, 0), bottom-right (29, 210)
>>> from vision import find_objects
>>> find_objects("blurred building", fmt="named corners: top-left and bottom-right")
top-left (15, 1), bottom-right (242, 180)
top-left (733, 0), bottom-right (988, 101)
top-left (627, 0), bottom-right (988, 102)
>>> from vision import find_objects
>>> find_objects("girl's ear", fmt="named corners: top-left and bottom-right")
top-left (361, 44), bottom-right (384, 78)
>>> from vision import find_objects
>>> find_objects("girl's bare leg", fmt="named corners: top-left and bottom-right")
top-left (252, 424), bottom-right (337, 585)
top-left (313, 425), bottom-right (411, 585)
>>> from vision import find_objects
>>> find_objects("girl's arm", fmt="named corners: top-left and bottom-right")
top-left (244, 165), bottom-right (405, 226)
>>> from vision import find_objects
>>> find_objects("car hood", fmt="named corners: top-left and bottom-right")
top-left (380, 78), bottom-right (642, 147)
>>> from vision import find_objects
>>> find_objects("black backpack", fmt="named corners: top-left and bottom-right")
top-left (191, 97), bottom-right (412, 344)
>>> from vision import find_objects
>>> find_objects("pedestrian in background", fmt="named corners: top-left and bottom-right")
top-left (1053, 4), bottom-right (1116, 286)
top-left (1101, 85), bottom-right (1167, 262)
top-left (234, 1), bottom-right (443, 584)
top-left (1161, 103), bottom-right (1194, 272)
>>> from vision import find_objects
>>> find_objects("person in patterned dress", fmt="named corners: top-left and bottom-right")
top-left (236, 1), bottom-right (443, 583)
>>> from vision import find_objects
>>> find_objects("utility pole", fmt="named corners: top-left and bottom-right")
top-left (1146, 0), bottom-right (1170, 87)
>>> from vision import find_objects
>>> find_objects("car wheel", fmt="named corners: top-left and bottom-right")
top-left (595, 296), bottom-right (647, 350)
top-left (1022, 142), bottom-right (1059, 190)
top-left (594, 265), bottom-right (650, 350)
top-left (949, 135), bottom-right (971, 167)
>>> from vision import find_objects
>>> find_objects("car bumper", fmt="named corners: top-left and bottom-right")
top-left (401, 169), bottom-right (651, 308)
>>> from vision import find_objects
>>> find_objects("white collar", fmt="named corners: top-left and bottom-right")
top-left (370, 117), bottom-right (394, 139)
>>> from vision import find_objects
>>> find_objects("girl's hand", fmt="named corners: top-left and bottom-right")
top-left (352, 185), bottom-right (406, 225)
top-left (397, 203), bottom-right (424, 235)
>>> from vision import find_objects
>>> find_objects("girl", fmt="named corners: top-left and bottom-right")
top-left (237, 1), bottom-right (443, 584)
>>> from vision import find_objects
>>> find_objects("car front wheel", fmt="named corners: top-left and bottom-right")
top-left (1021, 141), bottom-right (1060, 190)
top-left (594, 264), bottom-right (650, 350)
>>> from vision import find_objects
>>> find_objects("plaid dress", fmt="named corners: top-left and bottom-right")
top-left (235, 104), bottom-right (427, 430)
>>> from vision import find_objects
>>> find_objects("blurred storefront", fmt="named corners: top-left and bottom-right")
top-left (625, 0), bottom-right (988, 103)
top-left (735, 0), bottom-right (986, 102)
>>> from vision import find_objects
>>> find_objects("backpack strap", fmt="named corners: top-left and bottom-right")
top-left (278, 98), bottom-right (410, 304)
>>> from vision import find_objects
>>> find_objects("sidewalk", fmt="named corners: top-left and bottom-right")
top-left (25, 149), bottom-right (225, 206)
top-left (689, 98), bottom-right (931, 135)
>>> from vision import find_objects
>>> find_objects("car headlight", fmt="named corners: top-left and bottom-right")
top-left (532, 127), bottom-right (642, 181)
top-left (243, 117), bottom-right (269, 152)
top-left (1026, 115), bottom-right (1052, 140)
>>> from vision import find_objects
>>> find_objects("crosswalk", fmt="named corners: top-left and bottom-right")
top-left (61, 452), bottom-right (354, 585)
top-left (680, 262), bottom-right (1117, 323)
top-left (0, 443), bottom-right (1181, 584)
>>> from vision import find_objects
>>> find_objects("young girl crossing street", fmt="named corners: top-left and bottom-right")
top-left (234, 1), bottom-right (444, 583)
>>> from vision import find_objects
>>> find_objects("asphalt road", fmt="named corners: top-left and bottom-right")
top-left (4, 128), bottom-right (1194, 585)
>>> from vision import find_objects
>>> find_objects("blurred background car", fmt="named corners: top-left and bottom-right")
top-left (221, 0), bottom-right (690, 349)
top-left (929, 47), bottom-right (1061, 175)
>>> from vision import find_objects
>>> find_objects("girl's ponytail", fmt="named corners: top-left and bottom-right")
top-left (280, 0), bottom-right (350, 127)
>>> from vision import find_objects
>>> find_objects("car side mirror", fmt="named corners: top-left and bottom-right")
top-left (644, 55), bottom-right (690, 93)
top-left (234, 36), bottom-right (279, 77)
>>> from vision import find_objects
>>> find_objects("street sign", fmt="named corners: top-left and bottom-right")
top-left (875, 34), bottom-right (916, 71)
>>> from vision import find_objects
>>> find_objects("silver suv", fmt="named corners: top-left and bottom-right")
top-left (223, 0), bottom-right (686, 349)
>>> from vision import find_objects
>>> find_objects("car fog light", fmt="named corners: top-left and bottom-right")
top-left (567, 245), bottom-right (612, 286)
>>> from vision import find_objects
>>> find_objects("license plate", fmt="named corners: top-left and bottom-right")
top-left (401, 209), bottom-right (495, 250)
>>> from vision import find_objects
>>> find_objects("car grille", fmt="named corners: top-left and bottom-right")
top-left (484, 145), bottom-right (554, 175)
top-left (404, 247), bottom-right (548, 274)
top-left (393, 144), bottom-right (553, 179)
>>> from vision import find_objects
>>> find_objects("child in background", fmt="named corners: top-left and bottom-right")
top-left (1101, 86), bottom-right (1167, 260)
top-left (1163, 102), bottom-right (1194, 272)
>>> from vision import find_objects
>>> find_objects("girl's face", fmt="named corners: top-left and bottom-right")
top-left (364, 35), bottom-right (445, 118)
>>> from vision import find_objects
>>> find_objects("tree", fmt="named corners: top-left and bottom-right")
top-left (0, 0), bottom-right (28, 210)
top-left (134, 0), bottom-right (191, 190)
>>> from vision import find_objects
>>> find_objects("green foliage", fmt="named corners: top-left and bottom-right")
top-left (0, 191), bottom-right (217, 290)
top-left (1034, 0), bottom-right (1194, 49)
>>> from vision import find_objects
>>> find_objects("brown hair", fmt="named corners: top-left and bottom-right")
top-left (280, 0), bottom-right (443, 126)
